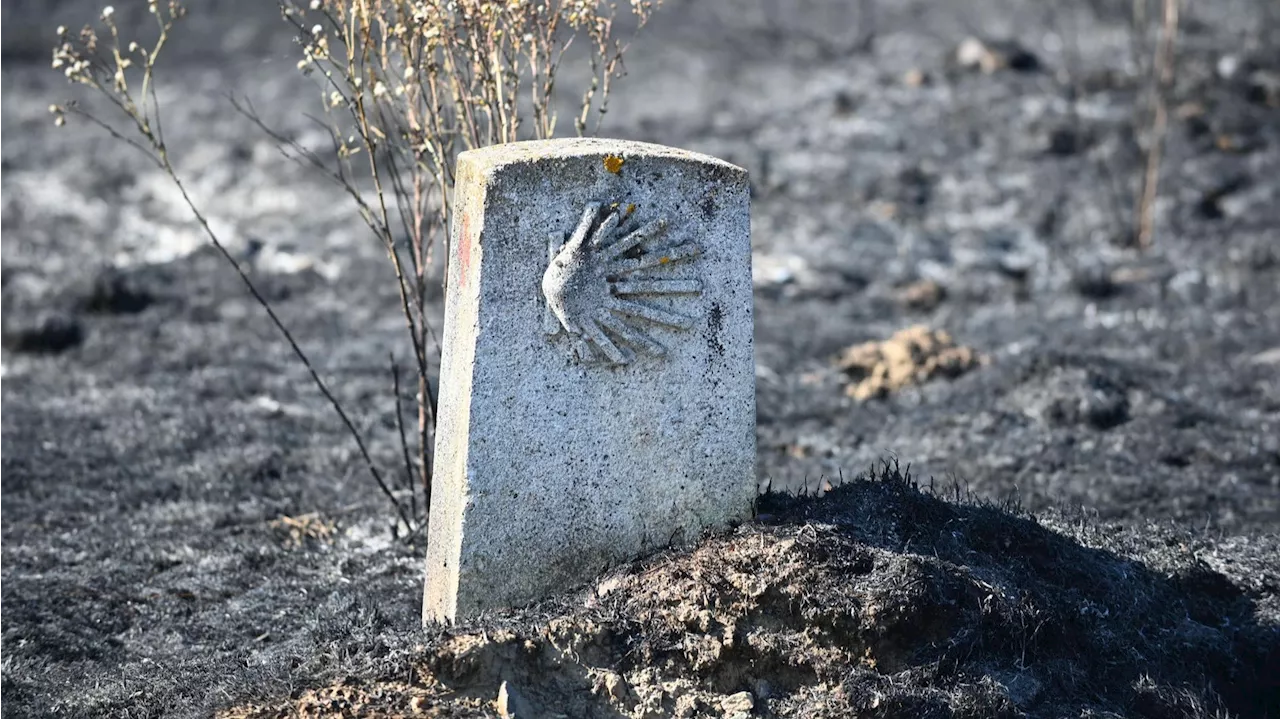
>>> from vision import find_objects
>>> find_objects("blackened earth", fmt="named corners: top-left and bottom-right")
top-left (2, 0), bottom-right (1278, 717)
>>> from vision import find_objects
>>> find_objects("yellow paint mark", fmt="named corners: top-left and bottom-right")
top-left (659, 256), bottom-right (671, 265)
top-left (626, 203), bottom-right (637, 215)
top-left (603, 155), bottom-right (625, 173)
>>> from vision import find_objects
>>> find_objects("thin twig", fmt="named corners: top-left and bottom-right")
top-left (1134, 100), bottom-right (1168, 250)
top-left (391, 354), bottom-right (421, 523)
top-left (159, 161), bottom-right (415, 532)
top-left (52, 7), bottom-right (415, 534)
top-left (1134, 0), bottom-right (1179, 251)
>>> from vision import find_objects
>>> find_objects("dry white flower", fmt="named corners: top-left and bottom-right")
top-left (101, 5), bottom-right (115, 19)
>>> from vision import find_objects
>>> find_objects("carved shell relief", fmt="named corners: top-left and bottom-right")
top-left (541, 202), bottom-right (702, 365)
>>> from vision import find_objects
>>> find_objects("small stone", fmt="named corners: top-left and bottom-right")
top-left (673, 695), bottom-right (700, 718)
top-left (497, 681), bottom-right (534, 719)
top-left (955, 37), bottom-right (988, 69)
top-left (720, 691), bottom-right (754, 716)
top-left (1217, 54), bottom-right (1242, 79)
top-left (1249, 347), bottom-right (1280, 365)
top-left (956, 37), bottom-right (1039, 74)
top-left (596, 574), bottom-right (625, 599)
top-left (601, 670), bottom-right (628, 702)
top-left (902, 68), bottom-right (928, 87)
top-left (250, 395), bottom-right (284, 416)
top-left (1247, 69), bottom-right (1280, 108)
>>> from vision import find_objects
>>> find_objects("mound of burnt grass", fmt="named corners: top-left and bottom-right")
top-left (226, 462), bottom-right (1279, 719)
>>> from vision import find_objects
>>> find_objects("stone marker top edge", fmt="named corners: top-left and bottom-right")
top-left (456, 137), bottom-right (747, 178)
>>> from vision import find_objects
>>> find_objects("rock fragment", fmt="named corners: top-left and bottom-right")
top-left (720, 690), bottom-right (755, 716)
top-left (496, 681), bottom-right (534, 718)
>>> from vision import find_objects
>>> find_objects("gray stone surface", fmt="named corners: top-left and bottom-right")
top-left (423, 138), bottom-right (756, 622)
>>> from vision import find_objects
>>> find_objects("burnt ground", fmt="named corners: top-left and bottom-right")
top-left (2, 0), bottom-right (1279, 717)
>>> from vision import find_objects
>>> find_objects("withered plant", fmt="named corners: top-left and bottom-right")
top-left (1131, 0), bottom-right (1180, 251)
top-left (51, 0), bottom-right (660, 534)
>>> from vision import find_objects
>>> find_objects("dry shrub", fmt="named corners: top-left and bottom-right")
top-left (834, 326), bottom-right (986, 401)
top-left (264, 0), bottom-right (661, 522)
top-left (51, 0), bottom-right (661, 531)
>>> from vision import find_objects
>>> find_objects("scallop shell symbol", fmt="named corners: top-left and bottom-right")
top-left (542, 202), bottom-right (703, 365)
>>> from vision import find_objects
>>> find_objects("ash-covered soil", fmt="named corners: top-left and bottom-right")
top-left (3, 0), bottom-right (1279, 717)
top-left (224, 466), bottom-right (1280, 718)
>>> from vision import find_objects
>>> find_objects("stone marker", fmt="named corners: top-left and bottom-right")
top-left (423, 138), bottom-right (755, 622)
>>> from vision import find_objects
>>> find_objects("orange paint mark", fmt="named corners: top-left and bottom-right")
top-left (603, 155), bottom-right (624, 174)
top-left (457, 212), bottom-right (473, 286)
